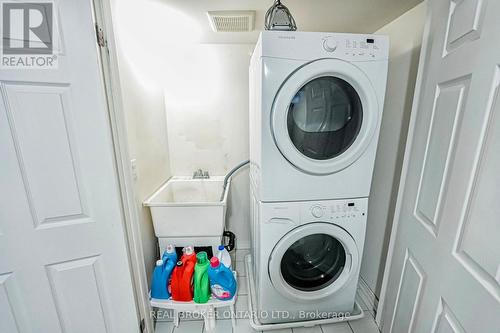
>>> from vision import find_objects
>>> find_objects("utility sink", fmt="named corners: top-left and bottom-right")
top-left (143, 177), bottom-right (230, 238)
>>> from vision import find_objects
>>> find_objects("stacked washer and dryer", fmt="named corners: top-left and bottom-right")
top-left (248, 31), bottom-right (388, 326)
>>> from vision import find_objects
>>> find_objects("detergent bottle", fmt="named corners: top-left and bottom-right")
top-left (161, 244), bottom-right (177, 297)
top-left (208, 257), bottom-right (237, 300)
top-left (162, 244), bottom-right (177, 263)
top-left (216, 245), bottom-right (232, 268)
top-left (151, 260), bottom-right (170, 299)
top-left (193, 251), bottom-right (211, 303)
top-left (170, 246), bottom-right (196, 301)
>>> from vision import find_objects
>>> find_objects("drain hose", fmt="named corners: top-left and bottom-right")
top-left (219, 160), bottom-right (250, 201)
top-left (220, 160), bottom-right (249, 252)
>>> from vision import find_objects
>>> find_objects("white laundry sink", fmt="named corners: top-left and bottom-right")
top-left (143, 177), bottom-right (229, 239)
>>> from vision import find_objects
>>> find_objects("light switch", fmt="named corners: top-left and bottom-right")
top-left (130, 159), bottom-right (138, 181)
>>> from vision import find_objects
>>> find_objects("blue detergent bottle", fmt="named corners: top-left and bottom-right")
top-left (161, 244), bottom-right (177, 298)
top-left (162, 244), bottom-right (178, 265)
top-left (151, 260), bottom-right (170, 299)
top-left (208, 257), bottom-right (237, 300)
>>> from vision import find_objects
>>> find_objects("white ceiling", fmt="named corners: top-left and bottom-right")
top-left (157, 0), bottom-right (424, 44)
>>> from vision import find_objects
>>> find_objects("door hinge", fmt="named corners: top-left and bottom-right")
top-left (139, 318), bottom-right (145, 332)
top-left (95, 24), bottom-right (106, 48)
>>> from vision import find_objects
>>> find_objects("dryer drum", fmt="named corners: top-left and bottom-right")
top-left (287, 76), bottom-right (363, 160)
top-left (280, 233), bottom-right (346, 292)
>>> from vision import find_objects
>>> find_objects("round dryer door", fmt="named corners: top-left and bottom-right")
top-left (268, 223), bottom-right (359, 302)
top-left (271, 58), bottom-right (379, 175)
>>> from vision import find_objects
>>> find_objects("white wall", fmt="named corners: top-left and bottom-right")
top-left (165, 44), bottom-right (254, 249)
top-left (111, 0), bottom-right (173, 282)
top-left (360, 2), bottom-right (426, 297)
top-left (109, 2), bottom-right (252, 277)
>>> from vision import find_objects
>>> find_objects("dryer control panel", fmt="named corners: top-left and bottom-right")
top-left (324, 35), bottom-right (386, 61)
top-left (259, 31), bottom-right (389, 62)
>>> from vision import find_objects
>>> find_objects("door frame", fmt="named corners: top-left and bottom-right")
top-left (90, 1), bottom-right (153, 332)
top-left (375, 2), bottom-right (430, 328)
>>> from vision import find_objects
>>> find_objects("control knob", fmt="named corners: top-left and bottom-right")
top-left (311, 205), bottom-right (324, 218)
top-left (323, 37), bottom-right (337, 52)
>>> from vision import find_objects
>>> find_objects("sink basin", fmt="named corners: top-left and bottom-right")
top-left (143, 177), bottom-right (230, 238)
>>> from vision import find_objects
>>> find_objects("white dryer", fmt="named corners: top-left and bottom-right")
top-left (249, 31), bottom-right (388, 202)
top-left (249, 193), bottom-right (368, 324)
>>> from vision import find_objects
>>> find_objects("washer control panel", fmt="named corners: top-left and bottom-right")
top-left (306, 198), bottom-right (367, 221)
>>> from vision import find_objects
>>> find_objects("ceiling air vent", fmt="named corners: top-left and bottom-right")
top-left (207, 11), bottom-right (255, 32)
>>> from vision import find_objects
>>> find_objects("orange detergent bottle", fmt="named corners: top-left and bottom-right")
top-left (170, 246), bottom-right (197, 301)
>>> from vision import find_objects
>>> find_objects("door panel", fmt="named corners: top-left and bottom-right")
top-left (46, 256), bottom-right (111, 332)
top-left (414, 76), bottom-right (470, 237)
top-left (453, 67), bottom-right (500, 300)
top-left (430, 299), bottom-right (466, 333)
top-left (4, 83), bottom-right (90, 228)
top-left (388, 250), bottom-right (425, 333)
top-left (443, 0), bottom-right (484, 55)
top-left (381, 0), bottom-right (500, 332)
top-left (0, 272), bottom-right (30, 333)
top-left (0, 0), bottom-right (138, 332)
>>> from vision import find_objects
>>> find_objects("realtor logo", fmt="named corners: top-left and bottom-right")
top-left (1, 1), bottom-right (58, 68)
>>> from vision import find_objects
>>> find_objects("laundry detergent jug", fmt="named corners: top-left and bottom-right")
top-left (193, 252), bottom-right (211, 303)
top-left (170, 246), bottom-right (196, 301)
top-left (216, 245), bottom-right (232, 268)
top-left (208, 257), bottom-right (236, 300)
top-left (161, 244), bottom-right (177, 298)
top-left (162, 244), bottom-right (177, 263)
top-left (151, 260), bottom-right (170, 299)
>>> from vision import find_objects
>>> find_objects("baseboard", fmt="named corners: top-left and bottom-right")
top-left (357, 277), bottom-right (378, 312)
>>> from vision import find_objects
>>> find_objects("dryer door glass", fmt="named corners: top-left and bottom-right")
top-left (280, 233), bottom-right (346, 291)
top-left (287, 76), bottom-right (363, 160)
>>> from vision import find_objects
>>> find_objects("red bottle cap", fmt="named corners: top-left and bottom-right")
top-left (210, 257), bottom-right (220, 268)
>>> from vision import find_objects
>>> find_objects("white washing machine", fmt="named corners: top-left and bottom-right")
top-left (249, 31), bottom-right (389, 202)
top-left (249, 192), bottom-right (368, 324)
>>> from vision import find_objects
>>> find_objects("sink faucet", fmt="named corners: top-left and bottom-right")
top-left (193, 169), bottom-right (210, 179)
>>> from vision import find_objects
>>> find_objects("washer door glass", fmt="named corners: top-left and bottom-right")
top-left (280, 233), bottom-right (346, 291)
top-left (287, 77), bottom-right (363, 160)
top-left (268, 222), bottom-right (358, 301)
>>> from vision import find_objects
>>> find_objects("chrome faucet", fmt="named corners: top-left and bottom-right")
top-left (193, 169), bottom-right (210, 179)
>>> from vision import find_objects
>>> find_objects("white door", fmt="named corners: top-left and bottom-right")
top-left (0, 1), bottom-right (138, 332)
top-left (271, 59), bottom-right (379, 174)
top-left (380, 0), bottom-right (500, 332)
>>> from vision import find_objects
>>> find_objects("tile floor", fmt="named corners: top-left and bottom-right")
top-left (154, 249), bottom-right (380, 333)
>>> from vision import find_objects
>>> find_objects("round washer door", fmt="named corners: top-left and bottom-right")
top-left (271, 58), bottom-right (379, 175)
top-left (268, 223), bottom-right (359, 302)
